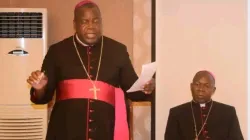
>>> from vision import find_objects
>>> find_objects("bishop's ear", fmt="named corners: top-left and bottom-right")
top-left (212, 87), bottom-right (216, 95)
top-left (190, 83), bottom-right (193, 89)
top-left (73, 20), bottom-right (76, 31)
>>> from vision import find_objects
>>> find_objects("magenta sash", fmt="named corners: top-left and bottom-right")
top-left (56, 79), bottom-right (129, 140)
top-left (114, 88), bottom-right (130, 140)
top-left (56, 79), bottom-right (115, 106)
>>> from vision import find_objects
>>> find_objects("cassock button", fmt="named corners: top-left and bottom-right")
top-left (90, 100), bottom-right (94, 103)
top-left (88, 138), bottom-right (93, 140)
top-left (203, 130), bottom-right (208, 134)
top-left (90, 109), bottom-right (94, 113)
top-left (203, 114), bottom-right (207, 117)
top-left (90, 75), bottom-right (93, 78)
top-left (89, 52), bottom-right (92, 55)
top-left (90, 66), bottom-right (93, 69)
top-left (89, 119), bottom-right (94, 122)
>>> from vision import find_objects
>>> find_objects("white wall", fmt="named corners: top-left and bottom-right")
top-left (132, 0), bottom-right (152, 139)
top-left (156, 0), bottom-right (247, 139)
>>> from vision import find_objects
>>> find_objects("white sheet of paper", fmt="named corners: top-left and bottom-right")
top-left (127, 62), bottom-right (157, 92)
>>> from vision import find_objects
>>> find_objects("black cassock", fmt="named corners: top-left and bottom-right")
top-left (164, 100), bottom-right (244, 140)
top-left (30, 35), bottom-right (151, 140)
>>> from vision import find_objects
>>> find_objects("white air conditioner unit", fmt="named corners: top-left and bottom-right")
top-left (0, 8), bottom-right (48, 140)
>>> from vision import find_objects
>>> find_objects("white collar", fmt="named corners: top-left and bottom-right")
top-left (192, 99), bottom-right (212, 107)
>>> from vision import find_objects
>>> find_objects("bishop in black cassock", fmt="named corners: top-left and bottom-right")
top-left (27, 1), bottom-right (155, 140)
top-left (164, 70), bottom-right (243, 140)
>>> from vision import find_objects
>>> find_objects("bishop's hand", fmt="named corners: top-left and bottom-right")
top-left (27, 70), bottom-right (48, 90)
top-left (142, 78), bottom-right (155, 94)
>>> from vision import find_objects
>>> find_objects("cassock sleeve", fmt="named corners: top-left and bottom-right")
top-left (30, 46), bottom-right (57, 104)
top-left (119, 45), bottom-right (152, 101)
top-left (164, 108), bottom-right (181, 140)
top-left (228, 107), bottom-right (244, 140)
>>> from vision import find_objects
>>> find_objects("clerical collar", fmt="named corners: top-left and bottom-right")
top-left (192, 99), bottom-right (212, 107)
top-left (75, 34), bottom-right (93, 47)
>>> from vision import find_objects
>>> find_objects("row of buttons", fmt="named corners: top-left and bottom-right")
top-left (88, 99), bottom-right (96, 140)
top-left (200, 106), bottom-right (210, 139)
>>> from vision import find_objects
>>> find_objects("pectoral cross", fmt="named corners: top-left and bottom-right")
top-left (89, 86), bottom-right (100, 99)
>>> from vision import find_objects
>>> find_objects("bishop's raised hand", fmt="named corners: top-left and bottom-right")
top-left (27, 70), bottom-right (48, 90)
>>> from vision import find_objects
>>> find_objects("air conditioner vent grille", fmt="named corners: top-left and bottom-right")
top-left (0, 12), bottom-right (43, 38)
top-left (0, 117), bottom-right (43, 139)
top-left (0, 105), bottom-right (47, 140)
